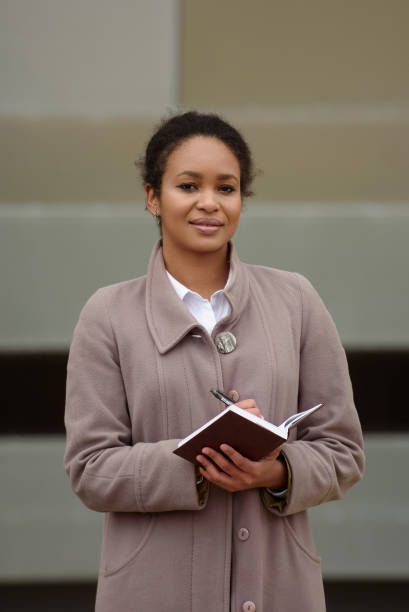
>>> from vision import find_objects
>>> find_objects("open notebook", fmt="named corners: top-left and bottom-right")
top-left (173, 402), bottom-right (324, 464)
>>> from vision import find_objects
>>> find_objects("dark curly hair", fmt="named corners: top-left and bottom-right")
top-left (138, 111), bottom-right (255, 198)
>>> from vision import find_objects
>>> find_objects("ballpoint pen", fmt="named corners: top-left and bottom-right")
top-left (210, 388), bottom-right (235, 407)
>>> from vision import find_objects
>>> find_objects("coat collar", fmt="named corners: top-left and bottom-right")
top-left (145, 241), bottom-right (250, 354)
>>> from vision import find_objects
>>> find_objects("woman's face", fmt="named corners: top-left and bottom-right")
top-left (146, 136), bottom-right (242, 258)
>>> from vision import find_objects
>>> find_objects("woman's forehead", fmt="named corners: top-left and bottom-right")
top-left (165, 136), bottom-right (240, 177)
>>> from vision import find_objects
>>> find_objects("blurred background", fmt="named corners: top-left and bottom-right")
top-left (1, 1), bottom-right (408, 610)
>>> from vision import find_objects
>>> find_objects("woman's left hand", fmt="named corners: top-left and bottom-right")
top-left (196, 444), bottom-right (288, 492)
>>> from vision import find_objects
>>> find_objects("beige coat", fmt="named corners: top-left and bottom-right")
top-left (64, 241), bottom-right (364, 612)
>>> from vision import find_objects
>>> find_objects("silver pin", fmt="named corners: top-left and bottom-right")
top-left (214, 331), bottom-right (237, 354)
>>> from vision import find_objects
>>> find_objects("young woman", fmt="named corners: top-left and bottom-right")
top-left (64, 112), bottom-right (364, 612)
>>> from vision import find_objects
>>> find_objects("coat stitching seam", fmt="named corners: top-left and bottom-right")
top-left (136, 444), bottom-right (145, 512)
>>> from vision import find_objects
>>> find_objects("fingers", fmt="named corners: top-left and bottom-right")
top-left (196, 443), bottom-right (288, 491)
top-left (235, 399), bottom-right (264, 419)
top-left (219, 444), bottom-right (253, 471)
top-left (197, 447), bottom-right (241, 477)
top-left (196, 445), bottom-right (258, 492)
top-left (235, 399), bottom-right (257, 410)
top-left (196, 451), bottom-right (238, 492)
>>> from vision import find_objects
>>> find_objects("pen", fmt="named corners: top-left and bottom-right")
top-left (210, 388), bottom-right (235, 407)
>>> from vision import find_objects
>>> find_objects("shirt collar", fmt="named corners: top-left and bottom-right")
top-left (145, 240), bottom-right (250, 354)
top-left (165, 267), bottom-right (232, 302)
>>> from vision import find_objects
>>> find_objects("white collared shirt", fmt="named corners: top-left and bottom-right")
top-left (166, 268), bottom-right (232, 335)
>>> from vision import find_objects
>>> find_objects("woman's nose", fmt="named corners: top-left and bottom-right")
top-left (197, 190), bottom-right (220, 211)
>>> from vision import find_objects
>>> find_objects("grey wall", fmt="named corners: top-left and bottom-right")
top-left (2, 434), bottom-right (408, 582)
top-left (1, 0), bottom-right (180, 116)
top-left (1, 203), bottom-right (409, 350)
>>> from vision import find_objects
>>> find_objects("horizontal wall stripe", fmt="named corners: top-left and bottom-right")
top-left (3, 104), bottom-right (409, 123)
top-left (1, 350), bottom-right (408, 435)
top-left (186, 105), bottom-right (409, 126)
top-left (1, 581), bottom-right (409, 611)
top-left (1, 117), bottom-right (409, 203)
top-left (2, 201), bottom-right (409, 218)
top-left (1, 203), bottom-right (408, 349)
top-left (1, 433), bottom-right (408, 580)
top-left (0, 117), bottom-right (152, 203)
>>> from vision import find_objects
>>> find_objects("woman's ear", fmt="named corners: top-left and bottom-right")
top-left (145, 185), bottom-right (160, 218)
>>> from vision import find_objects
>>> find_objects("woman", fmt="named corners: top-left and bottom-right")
top-left (64, 112), bottom-right (364, 612)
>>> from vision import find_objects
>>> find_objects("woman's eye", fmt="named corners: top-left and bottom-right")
top-left (219, 184), bottom-right (235, 193)
top-left (178, 183), bottom-right (197, 191)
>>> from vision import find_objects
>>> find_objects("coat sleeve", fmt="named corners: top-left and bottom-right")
top-left (265, 273), bottom-right (365, 517)
top-left (64, 289), bottom-right (208, 514)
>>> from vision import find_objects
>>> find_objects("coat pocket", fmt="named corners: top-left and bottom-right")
top-left (102, 511), bottom-right (155, 576)
top-left (282, 512), bottom-right (321, 565)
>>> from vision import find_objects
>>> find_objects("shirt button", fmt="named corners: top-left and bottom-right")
top-left (242, 602), bottom-right (256, 612)
top-left (228, 389), bottom-right (240, 403)
top-left (238, 527), bottom-right (249, 541)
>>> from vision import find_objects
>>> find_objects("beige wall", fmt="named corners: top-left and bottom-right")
top-left (0, 116), bottom-right (151, 203)
top-left (182, 0), bottom-right (409, 106)
top-left (182, 0), bottom-right (409, 202)
top-left (2, 117), bottom-right (408, 204)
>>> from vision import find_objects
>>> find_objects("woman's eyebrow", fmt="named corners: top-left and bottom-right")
top-left (176, 170), bottom-right (202, 178)
top-left (217, 173), bottom-right (239, 182)
top-left (176, 170), bottom-right (238, 182)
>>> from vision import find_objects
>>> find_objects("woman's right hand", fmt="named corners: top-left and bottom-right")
top-left (234, 398), bottom-right (264, 419)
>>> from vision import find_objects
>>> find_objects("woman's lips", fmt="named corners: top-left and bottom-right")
top-left (189, 218), bottom-right (223, 234)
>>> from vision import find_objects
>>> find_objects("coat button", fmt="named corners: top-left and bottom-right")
top-left (214, 331), bottom-right (237, 354)
top-left (242, 602), bottom-right (256, 612)
top-left (228, 389), bottom-right (240, 402)
top-left (238, 527), bottom-right (249, 541)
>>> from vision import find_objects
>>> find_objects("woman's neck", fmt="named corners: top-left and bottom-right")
top-left (162, 244), bottom-right (230, 300)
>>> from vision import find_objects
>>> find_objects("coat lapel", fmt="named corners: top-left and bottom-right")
top-left (145, 240), bottom-right (250, 354)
